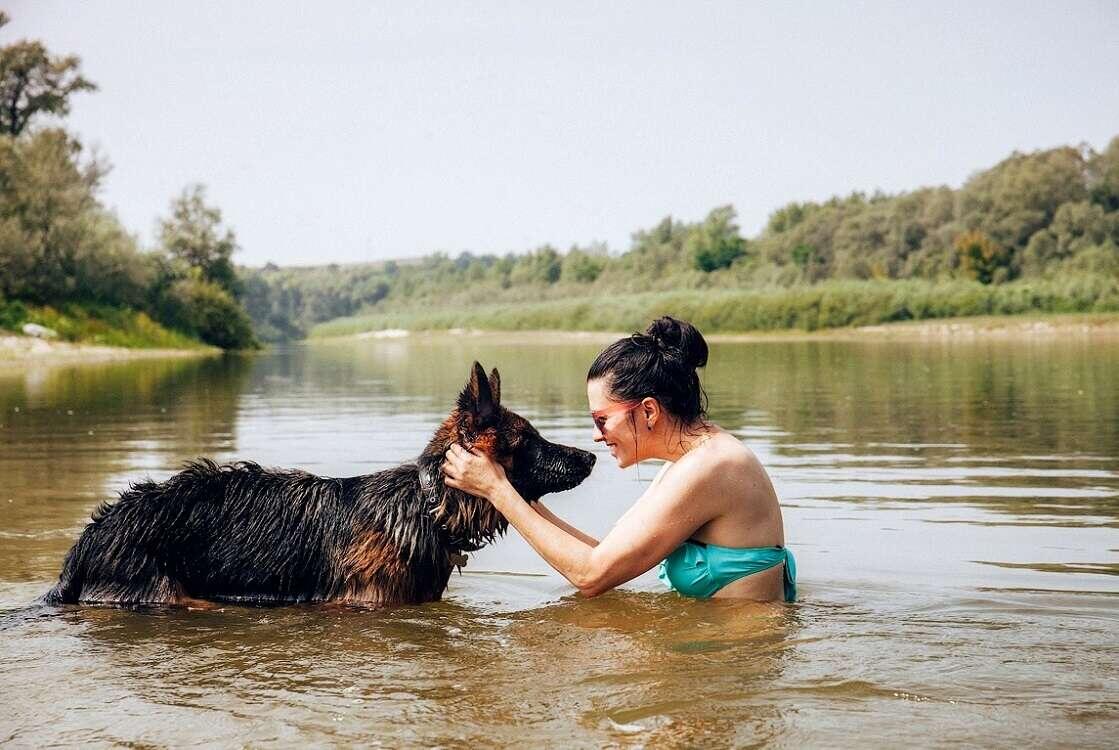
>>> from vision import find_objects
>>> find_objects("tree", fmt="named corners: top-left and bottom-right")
top-left (766, 202), bottom-right (808, 234)
top-left (159, 184), bottom-right (241, 296)
top-left (625, 216), bottom-right (688, 278)
top-left (955, 230), bottom-right (1010, 284)
top-left (791, 243), bottom-right (815, 270)
top-left (561, 248), bottom-right (607, 283)
top-left (689, 205), bottom-right (746, 272)
top-left (956, 146), bottom-right (1088, 253)
top-left (0, 13), bottom-right (98, 136)
top-left (0, 128), bottom-right (151, 303)
top-left (1089, 136), bottom-right (1119, 211)
top-left (510, 245), bottom-right (562, 285)
top-left (1020, 199), bottom-right (1119, 275)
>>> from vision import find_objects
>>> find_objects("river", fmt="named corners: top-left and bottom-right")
top-left (1, 333), bottom-right (1116, 747)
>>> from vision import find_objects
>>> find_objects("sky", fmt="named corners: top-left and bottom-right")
top-left (7, 1), bottom-right (1119, 267)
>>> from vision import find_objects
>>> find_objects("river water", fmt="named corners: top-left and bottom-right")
top-left (1, 333), bottom-right (1116, 747)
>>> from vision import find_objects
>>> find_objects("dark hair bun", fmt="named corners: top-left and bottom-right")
top-left (645, 316), bottom-right (708, 369)
top-left (587, 315), bottom-right (710, 424)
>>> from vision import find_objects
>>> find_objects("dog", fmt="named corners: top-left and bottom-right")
top-left (42, 362), bottom-right (595, 607)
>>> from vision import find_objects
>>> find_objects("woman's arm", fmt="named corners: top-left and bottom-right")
top-left (526, 461), bottom-right (670, 549)
top-left (443, 445), bottom-right (722, 597)
top-left (533, 502), bottom-right (600, 546)
top-left (485, 484), bottom-right (601, 592)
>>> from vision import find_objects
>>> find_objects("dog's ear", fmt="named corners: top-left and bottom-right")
top-left (488, 368), bottom-right (501, 405)
top-left (457, 361), bottom-right (498, 428)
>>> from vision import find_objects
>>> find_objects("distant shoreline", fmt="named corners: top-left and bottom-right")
top-left (312, 312), bottom-right (1119, 345)
top-left (5, 312), bottom-right (1116, 369)
top-left (0, 333), bottom-right (217, 369)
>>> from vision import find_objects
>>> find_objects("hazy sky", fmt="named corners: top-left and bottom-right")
top-left (9, 1), bottom-right (1119, 267)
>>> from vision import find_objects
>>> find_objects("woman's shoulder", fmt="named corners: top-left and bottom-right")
top-left (674, 429), bottom-right (758, 479)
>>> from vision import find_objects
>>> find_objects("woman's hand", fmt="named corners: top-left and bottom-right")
top-left (442, 444), bottom-right (509, 500)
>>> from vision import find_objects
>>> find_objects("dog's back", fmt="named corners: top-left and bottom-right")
top-left (44, 459), bottom-right (450, 606)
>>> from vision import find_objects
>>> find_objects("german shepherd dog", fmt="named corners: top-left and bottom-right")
top-left (43, 363), bottom-right (595, 607)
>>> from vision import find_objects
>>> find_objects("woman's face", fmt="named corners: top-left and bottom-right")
top-left (587, 378), bottom-right (641, 468)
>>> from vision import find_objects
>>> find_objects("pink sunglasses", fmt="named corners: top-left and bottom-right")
top-left (590, 401), bottom-right (640, 432)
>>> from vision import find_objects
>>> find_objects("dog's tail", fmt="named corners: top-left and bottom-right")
top-left (39, 532), bottom-right (89, 605)
top-left (39, 582), bottom-right (68, 605)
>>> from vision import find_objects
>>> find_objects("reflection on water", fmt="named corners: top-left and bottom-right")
top-left (0, 355), bottom-right (251, 583)
top-left (1, 335), bottom-right (1117, 746)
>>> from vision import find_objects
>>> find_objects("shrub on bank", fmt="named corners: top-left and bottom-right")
top-left (157, 279), bottom-right (258, 350)
top-left (0, 296), bottom-right (28, 330)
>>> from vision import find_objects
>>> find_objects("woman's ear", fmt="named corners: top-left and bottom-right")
top-left (641, 397), bottom-right (659, 430)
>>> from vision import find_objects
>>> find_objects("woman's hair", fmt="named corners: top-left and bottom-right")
top-left (587, 316), bottom-right (709, 426)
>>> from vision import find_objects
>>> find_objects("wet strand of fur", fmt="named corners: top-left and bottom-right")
top-left (416, 456), bottom-right (507, 553)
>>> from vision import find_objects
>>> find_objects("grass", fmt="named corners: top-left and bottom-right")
top-left (310, 276), bottom-right (1119, 338)
top-left (0, 299), bottom-right (209, 349)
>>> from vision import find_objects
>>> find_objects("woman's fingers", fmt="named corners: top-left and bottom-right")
top-left (442, 444), bottom-right (495, 492)
top-left (441, 451), bottom-right (458, 477)
top-left (442, 444), bottom-right (469, 483)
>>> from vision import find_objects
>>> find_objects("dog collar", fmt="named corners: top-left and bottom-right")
top-left (419, 463), bottom-right (485, 554)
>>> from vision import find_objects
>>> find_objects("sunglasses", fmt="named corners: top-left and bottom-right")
top-left (590, 401), bottom-right (640, 432)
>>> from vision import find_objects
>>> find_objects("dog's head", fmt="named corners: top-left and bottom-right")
top-left (457, 361), bottom-right (596, 501)
top-left (421, 362), bottom-right (595, 551)
top-left (429, 362), bottom-right (596, 503)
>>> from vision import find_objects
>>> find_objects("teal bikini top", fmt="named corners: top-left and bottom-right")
top-left (658, 541), bottom-right (797, 602)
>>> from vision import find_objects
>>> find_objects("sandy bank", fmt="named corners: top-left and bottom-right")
top-left (0, 333), bottom-right (216, 368)
top-left (833, 314), bottom-right (1119, 341)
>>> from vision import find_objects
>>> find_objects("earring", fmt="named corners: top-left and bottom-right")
top-left (647, 421), bottom-right (652, 431)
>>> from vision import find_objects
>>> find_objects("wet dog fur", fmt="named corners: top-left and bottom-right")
top-left (42, 362), bottom-right (595, 607)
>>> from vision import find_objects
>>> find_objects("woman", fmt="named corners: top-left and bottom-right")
top-left (442, 316), bottom-right (795, 601)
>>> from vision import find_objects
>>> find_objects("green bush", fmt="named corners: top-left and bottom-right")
top-left (159, 279), bottom-right (258, 350)
top-left (0, 296), bottom-right (28, 330)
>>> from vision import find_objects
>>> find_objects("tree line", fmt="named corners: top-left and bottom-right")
top-left (244, 137), bottom-right (1118, 340)
top-left (0, 13), bottom-right (256, 349)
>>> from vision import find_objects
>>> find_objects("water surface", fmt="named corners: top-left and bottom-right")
top-left (1, 334), bottom-right (1116, 747)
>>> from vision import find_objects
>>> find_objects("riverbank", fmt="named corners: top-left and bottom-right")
top-left (834, 313), bottom-right (1119, 340)
top-left (312, 312), bottom-right (1119, 345)
top-left (1, 300), bottom-right (216, 350)
top-left (0, 300), bottom-right (218, 368)
top-left (0, 333), bottom-right (217, 368)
